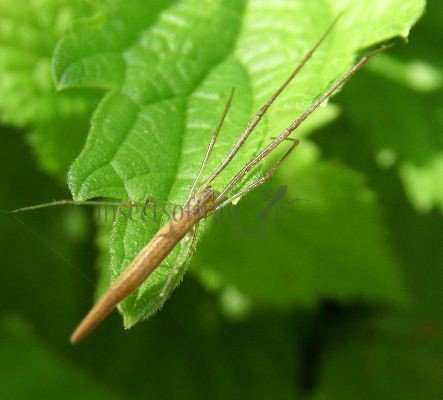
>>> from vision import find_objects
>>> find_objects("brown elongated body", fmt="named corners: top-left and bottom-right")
top-left (70, 189), bottom-right (217, 343)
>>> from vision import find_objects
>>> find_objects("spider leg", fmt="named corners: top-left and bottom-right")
top-left (216, 45), bottom-right (391, 202)
top-left (188, 88), bottom-right (235, 200)
top-left (200, 16), bottom-right (342, 191)
top-left (12, 199), bottom-right (146, 213)
top-left (215, 139), bottom-right (299, 211)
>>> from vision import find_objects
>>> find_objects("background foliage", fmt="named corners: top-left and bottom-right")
top-left (0, 0), bottom-right (442, 399)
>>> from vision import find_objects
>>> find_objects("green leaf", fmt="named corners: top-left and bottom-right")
top-left (55, 0), bottom-right (424, 325)
top-left (0, 317), bottom-right (116, 399)
top-left (0, 0), bottom-right (98, 177)
top-left (193, 145), bottom-right (408, 308)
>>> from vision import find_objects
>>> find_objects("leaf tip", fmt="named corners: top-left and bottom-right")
top-left (123, 315), bottom-right (136, 330)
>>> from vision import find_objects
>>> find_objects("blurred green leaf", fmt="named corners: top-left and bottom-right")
top-left (368, 53), bottom-right (442, 92)
top-left (54, 0), bottom-right (424, 326)
top-left (27, 113), bottom-right (98, 176)
top-left (193, 146), bottom-right (408, 308)
top-left (0, 0), bottom-right (98, 177)
top-left (339, 66), bottom-right (443, 213)
top-left (331, 0), bottom-right (443, 213)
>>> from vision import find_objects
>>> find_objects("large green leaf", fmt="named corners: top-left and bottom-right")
top-left (54, 0), bottom-right (425, 325)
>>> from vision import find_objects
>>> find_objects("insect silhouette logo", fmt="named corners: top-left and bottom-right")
top-left (258, 184), bottom-right (305, 222)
